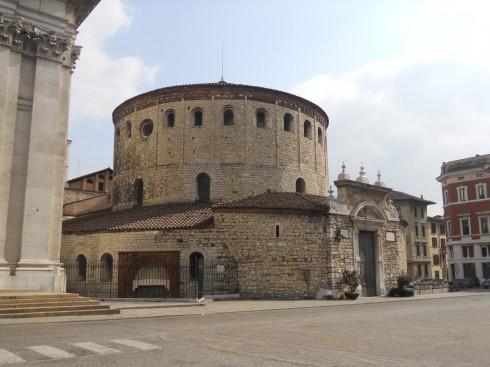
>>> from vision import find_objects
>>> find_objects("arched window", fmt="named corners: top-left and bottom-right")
top-left (296, 178), bottom-right (306, 193)
top-left (256, 110), bottom-right (266, 128)
top-left (134, 178), bottom-right (144, 206)
top-left (275, 225), bottom-right (280, 238)
top-left (196, 173), bottom-right (210, 202)
top-left (126, 121), bottom-right (132, 138)
top-left (303, 120), bottom-right (312, 138)
top-left (115, 127), bottom-right (121, 137)
top-left (140, 119), bottom-right (154, 137)
top-left (283, 113), bottom-right (293, 132)
top-left (86, 178), bottom-right (94, 185)
top-left (194, 109), bottom-right (203, 127)
top-left (223, 108), bottom-right (234, 126)
top-left (101, 253), bottom-right (113, 281)
top-left (189, 252), bottom-right (204, 280)
top-left (166, 110), bottom-right (175, 128)
top-left (317, 127), bottom-right (323, 144)
top-left (76, 254), bottom-right (87, 281)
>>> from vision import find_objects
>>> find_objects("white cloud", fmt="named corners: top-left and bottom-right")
top-left (291, 50), bottom-right (490, 215)
top-left (69, 0), bottom-right (158, 122)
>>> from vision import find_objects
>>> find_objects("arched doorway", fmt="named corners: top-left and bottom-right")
top-left (350, 202), bottom-right (390, 297)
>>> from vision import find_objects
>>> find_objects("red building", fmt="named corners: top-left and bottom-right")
top-left (436, 154), bottom-right (490, 283)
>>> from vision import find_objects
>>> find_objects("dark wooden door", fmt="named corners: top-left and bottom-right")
top-left (359, 231), bottom-right (376, 296)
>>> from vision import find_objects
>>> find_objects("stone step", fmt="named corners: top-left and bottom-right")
top-left (0, 292), bottom-right (120, 319)
top-left (0, 293), bottom-right (80, 301)
top-left (0, 300), bottom-right (96, 309)
top-left (0, 303), bottom-right (111, 315)
top-left (0, 308), bottom-right (120, 319)
top-left (0, 301), bottom-right (109, 315)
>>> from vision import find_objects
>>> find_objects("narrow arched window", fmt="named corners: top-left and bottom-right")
top-left (76, 254), bottom-right (87, 281)
top-left (223, 108), bottom-right (234, 126)
top-left (194, 110), bottom-right (203, 127)
top-left (296, 178), bottom-right (306, 193)
top-left (134, 178), bottom-right (144, 206)
top-left (196, 173), bottom-right (210, 202)
top-left (116, 127), bottom-right (121, 138)
top-left (303, 120), bottom-right (311, 138)
top-left (256, 110), bottom-right (266, 128)
top-left (317, 127), bottom-right (323, 144)
top-left (101, 253), bottom-right (113, 281)
top-left (276, 225), bottom-right (280, 238)
top-left (166, 111), bottom-right (175, 128)
top-left (189, 252), bottom-right (204, 280)
top-left (126, 121), bottom-right (132, 138)
top-left (283, 113), bottom-right (293, 132)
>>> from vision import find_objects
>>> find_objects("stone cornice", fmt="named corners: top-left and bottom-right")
top-left (69, 0), bottom-right (101, 28)
top-left (113, 83), bottom-right (330, 128)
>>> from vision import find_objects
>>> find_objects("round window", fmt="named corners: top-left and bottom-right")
top-left (140, 119), bottom-right (154, 137)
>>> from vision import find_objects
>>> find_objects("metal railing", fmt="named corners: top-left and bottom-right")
top-left (62, 259), bottom-right (239, 299)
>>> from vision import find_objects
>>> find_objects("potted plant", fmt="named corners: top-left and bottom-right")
top-left (339, 269), bottom-right (361, 300)
top-left (387, 274), bottom-right (414, 297)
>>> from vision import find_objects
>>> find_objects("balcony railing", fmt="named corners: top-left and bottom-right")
top-left (407, 256), bottom-right (432, 263)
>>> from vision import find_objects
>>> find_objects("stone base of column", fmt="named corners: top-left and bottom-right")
top-left (0, 263), bottom-right (66, 292)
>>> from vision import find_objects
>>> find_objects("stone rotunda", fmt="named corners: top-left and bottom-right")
top-left (61, 82), bottom-right (407, 300)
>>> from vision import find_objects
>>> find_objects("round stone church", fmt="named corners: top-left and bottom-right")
top-left (111, 81), bottom-right (329, 209)
top-left (62, 81), bottom-right (407, 300)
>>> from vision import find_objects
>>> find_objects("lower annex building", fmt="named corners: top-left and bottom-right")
top-left (61, 82), bottom-right (407, 299)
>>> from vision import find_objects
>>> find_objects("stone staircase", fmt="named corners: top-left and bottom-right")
top-left (0, 292), bottom-right (120, 319)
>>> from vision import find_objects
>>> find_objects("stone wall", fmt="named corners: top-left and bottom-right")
top-left (111, 84), bottom-right (329, 209)
top-left (61, 207), bottom-right (407, 299)
top-left (61, 212), bottom-right (328, 299)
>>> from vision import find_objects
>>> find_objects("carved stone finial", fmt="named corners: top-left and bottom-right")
top-left (338, 161), bottom-right (350, 180)
top-left (374, 170), bottom-right (385, 187)
top-left (356, 162), bottom-right (369, 183)
top-left (328, 186), bottom-right (334, 197)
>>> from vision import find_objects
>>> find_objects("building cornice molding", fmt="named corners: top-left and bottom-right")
top-left (0, 13), bottom-right (71, 62)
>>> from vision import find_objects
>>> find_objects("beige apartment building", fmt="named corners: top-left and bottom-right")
top-left (426, 215), bottom-right (447, 280)
top-left (387, 191), bottom-right (441, 280)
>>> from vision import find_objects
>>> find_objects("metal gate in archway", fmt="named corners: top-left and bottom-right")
top-left (63, 254), bottom-right (238, 299)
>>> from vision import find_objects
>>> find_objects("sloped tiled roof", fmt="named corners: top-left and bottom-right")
top-left (64, 189), bottom-right (108, 205)
top-left (387, 191), bottom-right (435, 205)
top-left (213, 191), bottom-right (328, 211)
top-left (62, 202), bottom-right (213, 234)
top-left (63, 192), bottom-right (330, 234)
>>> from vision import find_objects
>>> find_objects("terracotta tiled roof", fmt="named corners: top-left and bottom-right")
top-left (64, 189), bottom-right (108, 205)
top-left (213, 191), bottom-right (328, 211)
top-left (62, 202), bottom-right (213, 233)
top-left (387, 191), bottom-right (435, 205)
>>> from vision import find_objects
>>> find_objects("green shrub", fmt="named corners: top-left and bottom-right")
top-left (338, 269), bottom-right (361, 294)
top-left (387, 287), bottom-right (414, 297)
top-left (397, 274), bottom-right (412, 288)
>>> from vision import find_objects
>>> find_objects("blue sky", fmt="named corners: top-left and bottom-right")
top-left (68, 0), bottom-right (490, 215)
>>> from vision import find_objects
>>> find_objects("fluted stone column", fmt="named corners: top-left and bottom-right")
top-left (0, 1), bottom-right (99, 291)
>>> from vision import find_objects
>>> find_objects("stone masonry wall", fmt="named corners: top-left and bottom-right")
top-left (112, 84), bottom-right (329, 209)
top-left (61, 210), bottom-right (331, 299)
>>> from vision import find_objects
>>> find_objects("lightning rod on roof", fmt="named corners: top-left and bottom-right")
top-left (220, 41), bottom-right (225, 82)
